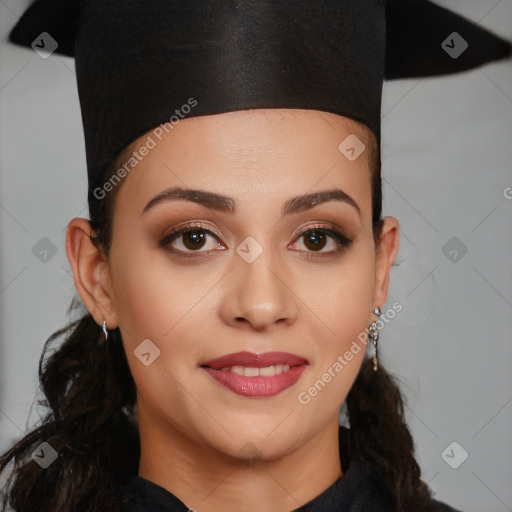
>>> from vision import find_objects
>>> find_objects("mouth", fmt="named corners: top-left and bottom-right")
top-left (213, 364), bottom-right (294, 377)
top-left (200, 351), bottom-right (309, 397)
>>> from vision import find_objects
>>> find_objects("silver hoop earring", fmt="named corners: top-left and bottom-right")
top-left (102, 321), bottom-right (108, 342)
top-left (369, 306), bottom-right (381, 371)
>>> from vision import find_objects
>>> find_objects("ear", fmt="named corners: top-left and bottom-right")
top-left (65, 218), bottom-right (118, 329)
top-left (373, 216), bottom-right (400, 309)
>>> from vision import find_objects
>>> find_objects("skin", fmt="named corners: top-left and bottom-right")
top-left (66, 108), bottom-right (399, 512)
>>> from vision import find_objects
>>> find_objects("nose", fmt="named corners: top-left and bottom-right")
top-left (219, 246), bottom-right (298, 332)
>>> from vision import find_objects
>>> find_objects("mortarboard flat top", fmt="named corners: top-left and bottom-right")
top-left (8, 0), bottom-right (511, 211)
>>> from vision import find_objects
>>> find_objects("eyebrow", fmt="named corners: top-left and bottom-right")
top-left (141, 186), bottom-right (360, 217)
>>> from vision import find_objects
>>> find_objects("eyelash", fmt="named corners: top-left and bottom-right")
top-left (159, 222), bottom-right (353, 259)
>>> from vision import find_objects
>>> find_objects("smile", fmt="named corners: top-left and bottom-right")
top-left (200, 351), bottom-right (309, 398)
top-left (219, 364), bottom-right (291, 376)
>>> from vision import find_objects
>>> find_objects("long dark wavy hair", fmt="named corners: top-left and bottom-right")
top-left (0, 128), bottom-right (439, 512)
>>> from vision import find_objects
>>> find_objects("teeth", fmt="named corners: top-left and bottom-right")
top-left (225, 365), bottom-right (291, 377)
top-left (244, 367), bottom-right (260, 377)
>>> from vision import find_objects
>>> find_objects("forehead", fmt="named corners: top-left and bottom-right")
top-left (114, 108), bottom-right (373, 216)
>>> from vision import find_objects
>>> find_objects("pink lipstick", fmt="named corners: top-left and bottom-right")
top-left (201, 351), bottom-right (309, 397)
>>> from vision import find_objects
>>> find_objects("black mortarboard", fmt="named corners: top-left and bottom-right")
top-left (9, 0), bottom-right (511, 212)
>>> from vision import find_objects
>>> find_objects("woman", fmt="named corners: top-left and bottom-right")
top-left (2, 1), bottom-right (510, 511)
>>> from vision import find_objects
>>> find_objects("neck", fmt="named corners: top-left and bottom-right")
top-left (137, 404), bottom-right (343, 512)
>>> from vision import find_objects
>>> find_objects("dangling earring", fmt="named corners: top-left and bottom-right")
top-left (102, 320), bottom-right (108, 342)
top-left (369, 306), bottom-right (381, 371)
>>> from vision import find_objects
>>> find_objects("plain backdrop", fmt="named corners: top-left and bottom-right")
top-left (1, 1), bottom-right (511, 511)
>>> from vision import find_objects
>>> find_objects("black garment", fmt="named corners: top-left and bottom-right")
top-left (118, 429), bottom-right (462, 512)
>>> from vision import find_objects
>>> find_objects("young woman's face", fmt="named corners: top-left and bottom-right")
top-left (103, 108), bottom-right (394, 461)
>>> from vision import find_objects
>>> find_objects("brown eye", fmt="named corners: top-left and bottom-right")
top-left (302, 230), bottom-right (328, 251)
top-left (160, 224), bottom-right (225, 256)
top-left (159, 223), bottom-right (353, 259)
top-left (181, 230), bottom-right (207, 250)
top-left (290, 226), bottom-right (353, 257)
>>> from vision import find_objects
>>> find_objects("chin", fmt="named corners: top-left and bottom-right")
top-left (193, 414), bottom-right (311, 464)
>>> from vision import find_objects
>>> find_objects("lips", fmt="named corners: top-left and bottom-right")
top-left (200, 351), bottom-right (309, 398)
top-left (201, 351), bottom-right (309, 369)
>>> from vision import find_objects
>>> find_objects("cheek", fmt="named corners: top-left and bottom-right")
top-left (108, 245), bottom-right (207, 429)
top-left (306, 244), bottom-right (375, 342)
top-left (299, 244), bottom-right (375, 391)
top-left (108, 239), bottom-right (204, 342)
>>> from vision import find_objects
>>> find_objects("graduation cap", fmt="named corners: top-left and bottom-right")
top-left (9, 0), bottom-right (511, 211)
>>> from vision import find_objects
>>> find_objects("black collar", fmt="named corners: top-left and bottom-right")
top-left (118, 434), bottom-right (390, 512)
top-left (118, 427), bottom-right (460, 512)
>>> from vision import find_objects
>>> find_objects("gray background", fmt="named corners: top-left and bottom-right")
top-left (1, 0), bottom-right (511, 510)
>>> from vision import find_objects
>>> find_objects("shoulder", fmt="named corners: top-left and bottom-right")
top-left (118, 475), bottom-right (190, 512)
